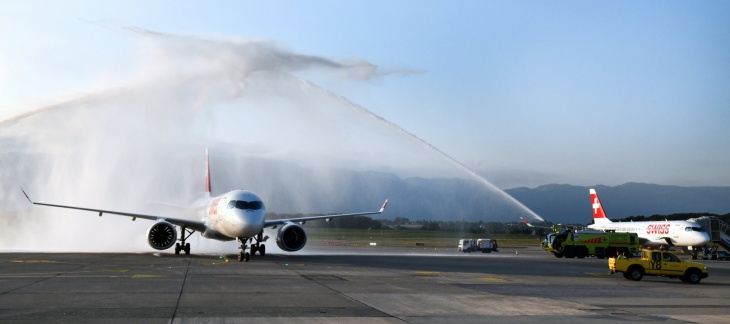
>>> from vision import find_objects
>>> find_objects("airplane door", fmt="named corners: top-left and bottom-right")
top-left (672, 224), bottom-right (680, 239)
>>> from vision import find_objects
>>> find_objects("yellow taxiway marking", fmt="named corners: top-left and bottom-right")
top-left (0, 272), bottom-right (159, 278)
top-left (0, 274), bottom-right (61, 277)
top-left (414, 271), bottom-right (441, 275)
top-left (585, 272), bottom-right (613, 277)
top-left (204, 256), bottom-right (230, 266)
top-left (131, 274), bottom-right (164, 279)
top-left (8, 260), bottom-right (60, 263)
top-left (473, 277), bottom-right (505, 281)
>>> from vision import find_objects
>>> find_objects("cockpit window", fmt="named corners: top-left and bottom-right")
top-left (229, 200), bottom-right (264, 211)
top-left (685, 227), bottom-right (706, 232)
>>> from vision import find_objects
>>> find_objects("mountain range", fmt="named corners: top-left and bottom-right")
top-left (505, 183), bottom-right (730, 224)
top-left (356, 176), bottom-right (730, 224)
top-left (4, 151), bottom-right (729, 225)
top-left (229, 162), bottom-right (730, 224)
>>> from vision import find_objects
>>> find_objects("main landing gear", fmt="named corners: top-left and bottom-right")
top-left (237, 232), bottom-right (268, 262)
top-left (175, 226), bottom-right (194, 255)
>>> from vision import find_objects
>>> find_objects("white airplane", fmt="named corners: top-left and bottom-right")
top-left (587, 188), bottom-right (709, 249)
top-left (22, 150), bottom-right (388, 262)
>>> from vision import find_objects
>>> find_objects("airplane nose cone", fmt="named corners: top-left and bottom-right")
top-left (227, 210), bottom-right (264, 238)
top-left (697, 232), bottom-right (711, 246)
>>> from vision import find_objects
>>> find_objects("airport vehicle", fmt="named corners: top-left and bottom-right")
top-left (458, 239), bottom-right (476, 252)
top-left (609, 249), bottom-right (708, 284)
top-left (459, 238), bottom-right (499, 253)
top-left (587, 189), bottom-right (710, 250)
top-left (541, 229), bottom-right (639, 259)
top-left (521, 217), bottom-right (637, 258)
top-left (22, 150), bottom-right (388, 262)
top-left (716, 251), bottom-right (730, 261)
top-left (477, 238), bottom-right (498, 253)
top-left (701, 250), bottom-right (730, 261)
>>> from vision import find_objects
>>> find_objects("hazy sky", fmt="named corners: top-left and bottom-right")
top-left (2, 1), bottom-right (729, 188)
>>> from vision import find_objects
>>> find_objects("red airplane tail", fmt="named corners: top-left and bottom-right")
top-left (589, 188), bottom-right (611, 224)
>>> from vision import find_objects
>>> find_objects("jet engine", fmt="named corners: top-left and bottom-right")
top-left (147, 221), bottom-right (177, 250)
top-left (276, 223), bottom-right (307, 252)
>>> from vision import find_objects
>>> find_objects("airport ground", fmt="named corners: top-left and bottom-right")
top-left (1, 245), bottom-right (729, 323)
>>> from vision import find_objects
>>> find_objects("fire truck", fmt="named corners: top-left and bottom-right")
top-left (541, 229), bottom-right (639, 259)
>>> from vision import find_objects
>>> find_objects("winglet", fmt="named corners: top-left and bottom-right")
top-left (379, 199), bottom-right (388, 213)
top-left (21, 188), bottom-right (33, 204)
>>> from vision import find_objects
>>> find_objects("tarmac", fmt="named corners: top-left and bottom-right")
top-left (1, 246), bottom-right (729, 323)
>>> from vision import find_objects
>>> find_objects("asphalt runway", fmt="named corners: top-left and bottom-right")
top-left (1, 246), bottom-right (729, 323)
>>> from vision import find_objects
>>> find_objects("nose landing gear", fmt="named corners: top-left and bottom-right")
top-left (237, 237), bottom-right (250, 262)
top-left (237, 232), bottom-right (268, 262)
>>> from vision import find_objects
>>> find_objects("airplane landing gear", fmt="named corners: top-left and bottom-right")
top-left (237, 233), bottom-right (269, 262)
top-left (175, 226), bottom-right (194, 255)
top-left (175, 243), bottom-right (191, 255)
top-left (251, 231), bottom-right (268, 256)
top-left (237, 237), bottom-right (250, 262)
top-left (238, 251), bottom-right (250, 262)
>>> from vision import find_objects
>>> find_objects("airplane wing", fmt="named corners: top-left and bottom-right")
top-left (662, 237), bottom-right (675, 246)
top-left (264, 199), bottom-right (388, 228)
top-left (22, 189), bottom-right (207, 233)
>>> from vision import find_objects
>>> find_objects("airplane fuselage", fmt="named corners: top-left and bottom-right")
top-left (588, 220), bottom-right (710, 247)
top-left (198, 190), bottom-right (266, 241)
top-left (588, 188), bottom-right (710, 248)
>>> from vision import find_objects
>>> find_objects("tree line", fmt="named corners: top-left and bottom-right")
top-left (269, 213), bottom-right (546, 235)
top-left (269, 212), bottom-right (730, 235)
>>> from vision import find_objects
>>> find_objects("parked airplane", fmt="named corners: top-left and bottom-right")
top-left (22, 150), bottom-right (388, 262)
top-left (587, 188), bottom-right (709, 249)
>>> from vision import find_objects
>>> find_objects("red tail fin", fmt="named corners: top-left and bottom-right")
top-left (205, 149), bottom-right (211, 196)
top-left (590, 188), bottom-right (611, 224)
top-left (520, 217), bottom-right (533, 227)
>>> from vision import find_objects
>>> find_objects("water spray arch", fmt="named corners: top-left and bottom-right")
top-left (0, 30), bottom-right (543, 253)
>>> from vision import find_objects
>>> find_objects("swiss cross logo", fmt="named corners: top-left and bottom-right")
top-left (592, 197), bottom-right (601, 216)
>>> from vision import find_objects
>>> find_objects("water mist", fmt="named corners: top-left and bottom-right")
top-left (0, 30), bottom-right (543, 253)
